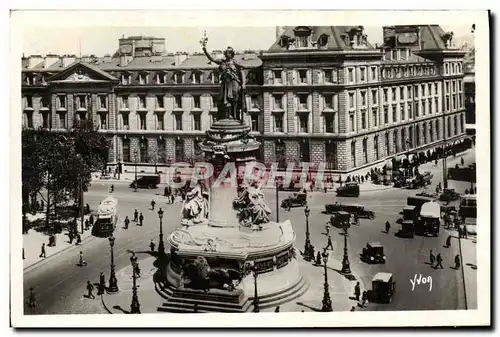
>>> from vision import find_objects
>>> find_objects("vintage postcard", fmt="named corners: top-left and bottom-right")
top-left (10, 9), bottom-right (490, 328)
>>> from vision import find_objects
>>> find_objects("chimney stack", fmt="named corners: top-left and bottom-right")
top-left (27, 55), bottom-right (44, 68)
top-left (44, 54), bottom-right (60, 68)
top-left (174, 51), bottom-right (189, 66)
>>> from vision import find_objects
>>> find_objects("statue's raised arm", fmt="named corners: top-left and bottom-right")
top-left (200, 33), bottom-right (221, 65)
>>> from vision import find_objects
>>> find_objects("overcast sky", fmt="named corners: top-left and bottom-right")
top-left (21, 25), bottom-right (474, 57)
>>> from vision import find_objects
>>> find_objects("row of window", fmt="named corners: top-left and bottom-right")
top-left (23, 94), bottom-right (108, 110)
top-left (120, 138), bottom-right (202, 163)
top-left (120, 71), bottom-right (220, 86)
top-left (380, 64), bottom-right (437, 80)
top-left (267, 68), bottom-right (344, 86)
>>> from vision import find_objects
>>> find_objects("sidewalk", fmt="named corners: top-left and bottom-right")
top-left (100, 255), bottom-right (163, 314)
top-left (23, 212), bottom-right (94, 270)
top-left (460, 236), bottom-right (478, 310)
top-left (260, 255), bottom-right (363, 312)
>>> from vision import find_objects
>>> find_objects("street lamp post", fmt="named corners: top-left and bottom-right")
top-left (157, 208), bottom-right (165, 255)
top-left (134, 150), bottom-right (138, 192)
top-left (107, 235), bottom-right (119, 293)
top-left (249, 264), bottom-right (259, 313)
top-left (304, 206), bottom-right (313, 261)
top-left (341, 222), bottom-right (351, 274)
top-left (130, 253), bottom-right (141, 314)
top-left (321, 249), bottom-right (333, 312)
top-left (275, 177), bottom-right (280, 223)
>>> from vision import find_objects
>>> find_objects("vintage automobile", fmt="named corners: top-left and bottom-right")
top-left (415, 201), bottom-right (441, 237)
top-left (336, 182), bottom-right (360, 197)
top-left (464, 217), bottom-right (477, 236)
top-left (360, 242), bottom-right (386, 264)
top-left (397, 205), bottom-right (417, 224)
top-left (370, 272), bottom-right (396, 303)
top-left (439, 188), bottom-right (461, 202)
top-left (324, 203), bottom-right (375, 219)
top-left (328, 211), bottom-right (351, 228)
top-left (396, 220), bottom-right (415, 238)
top-left (409, 172), bottom-right (433, 189)
top-left (393, 177), bottom-right (411, 188)
top-left (280, 192), bottom-right (307, 209)
top-left (129, 174), bottom-right (161, 189)
top-left (416, 191), bottom-right (437, 198)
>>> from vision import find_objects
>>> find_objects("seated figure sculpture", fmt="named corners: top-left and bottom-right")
top-left (233, 180), bottom-right (272, 228)
top-left (181, 183), bottom-right (209, 226)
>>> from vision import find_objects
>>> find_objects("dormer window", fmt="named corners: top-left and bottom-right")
top-left (293, 26), bottom-right (312, 48)
top-left (174, 72), bottom-right (184, 84)
top-left (156, 72), bottom-right (166, 84)
top-left (192, 72), bottom-right (203, 84)
top-left (211, 72), bottom-right (219, 84)
top-left (138, 73), bottom-right (148, 85)
top-left (121, 73), bottom-right (131, 85)
top-left (318, 34), bottom-right (329, 47)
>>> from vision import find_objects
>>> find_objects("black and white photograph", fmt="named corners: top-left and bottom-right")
top-left (9, 9), bottom-right (490, 328)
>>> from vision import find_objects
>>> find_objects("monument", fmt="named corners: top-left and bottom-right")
top-left (157, 33), bottom-right (308, 313)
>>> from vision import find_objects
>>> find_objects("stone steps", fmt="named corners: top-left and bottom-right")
top-left (156, 274), bottom-right (309, 313)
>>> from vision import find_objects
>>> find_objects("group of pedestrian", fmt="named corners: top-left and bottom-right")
top-left (353, 282), bottom-right (368, 308)
top-left (429, 250), bottom-right (460, 269)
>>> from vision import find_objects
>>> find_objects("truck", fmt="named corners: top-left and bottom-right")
top-left (406, 196), bottom-right (435, 214)
top-left (415, 201), bottom-right (441, 236)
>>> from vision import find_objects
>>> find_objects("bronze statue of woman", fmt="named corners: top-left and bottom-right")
top-left (200, 33), bottom-right (246, 122)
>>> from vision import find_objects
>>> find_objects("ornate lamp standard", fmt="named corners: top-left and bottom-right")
top-left (157, 208), bottom-right (165, 255)
top-left (107, 235), bottom-right (119, 293)
top-left (341, 221), bottom-right (351, 275)
top-left (304, 206), bottom-right (313, 261)
top-left (245, 263), bottom-right (260, 312)
top-left (321, 248), bottom-right (333, 312)
top-left (133, 150), bottom-right (138, 192)
top-left (129, 253), bottom-right (141, 314)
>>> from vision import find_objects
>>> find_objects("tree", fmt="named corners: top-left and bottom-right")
top-left (21, 119), bottom-right (110, 231)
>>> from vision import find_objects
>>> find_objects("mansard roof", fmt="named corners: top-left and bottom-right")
top-left (268, 26), bottom-right (377, 53)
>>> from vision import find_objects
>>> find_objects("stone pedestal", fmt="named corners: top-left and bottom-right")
top-left (160, 118), bottom-right (308, 312)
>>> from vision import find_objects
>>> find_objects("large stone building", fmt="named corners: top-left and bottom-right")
top-left (21, 26), bottom-right (467, 173)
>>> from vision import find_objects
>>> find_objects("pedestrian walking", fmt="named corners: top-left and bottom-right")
top-left (39, 243), bottom-right (46, 258)
top-left (134, 261), bottom-right (141, 278)
top-left (429, 250), bottom-right (435, 266)
top-left (133, 209), bottom-right (138, 222)
top-left (325, 223), bottom-right (331, 236)
top-left (27, 287), bottom-right (36, 309)
top-left (89, 214), bottom-right (94, 226)
top-left (326, 235), bottom-right (334, 250)
top-left (275, 306), bottom-right (280, 312)
top-left (461, 157), bottom-right (465, 166)
top-left (76, 233), bottom-right (82, 245)
top-left (361, 291), bottom-right (368, 308)
top-left (150, 239), bottom-right (156, 252)
top-left (434, 159), bottom-right (438, 166)
top-left (454, 254), bottom-right (461, 269)
top-left (68, 231), bottom-right (74, 244)
top-left (85, 203), bottom-right (90, 214)
top-left (139, 213), bottom-right (144, 226)
top-left (385, 221), bottom-right (391, 234)
top-left (98, 272), bottom-right (106, 295)
top-left (151, 200), bottom-right (156, 210)
top-left (435, 253), bottom-right (444, 269)
top-left (124, 215), bottom-right (130, 229)
top-left (354, 282), bottom-right (361, 301)
top-left (78, 251), bottom-right (87, 267)
top-left (462, 225), bottom-right (468, 239)
top-left (85, 218), bottom-right (90, 230)
top-left (446, 235), bottom-right (452, 248)
top-left (22, 248), bottom-right (25, 260)
top-left (86, 281), bottom-right (95, 299)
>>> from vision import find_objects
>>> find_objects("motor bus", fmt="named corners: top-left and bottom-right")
top-left (92, 196), bottom-right (118, 237)
top-left (459, 194), bottom-right (477, 218)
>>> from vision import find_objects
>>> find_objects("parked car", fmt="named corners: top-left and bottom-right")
top-left (281, 192), bottom-right (307, 209)
top-left (328, 211), bottom-right (351, 228)
top-left (369, 272), bottom-right (396, 303)
top-left (130, 174), bottom-right (161, 189)
top-left (278, 180), bottom-right (304, 192)
top-left (336, 182), bottom-right (360, 197)
top-left (439, 188), bottom-right (460, 202)
top-left (325, 203), bottom-right (375, 219)
top-left (409, 172), bottom-right (433, 189)
top-left (361, 242), bottom-right (386, 264)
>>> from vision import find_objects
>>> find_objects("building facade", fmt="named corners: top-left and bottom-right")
top-left (21, 26), bottom-right (467, 173)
